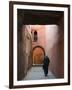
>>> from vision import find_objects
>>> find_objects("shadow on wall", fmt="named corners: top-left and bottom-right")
top-left (17, 25), bottom-right (32, 80)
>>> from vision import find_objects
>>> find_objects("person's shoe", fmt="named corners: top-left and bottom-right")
top-left (45, 74), bottom-right (47, 77)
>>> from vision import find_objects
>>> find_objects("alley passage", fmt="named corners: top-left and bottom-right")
top-left (23, 66), bottom-right (56, 80)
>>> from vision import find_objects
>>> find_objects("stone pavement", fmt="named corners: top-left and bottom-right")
top-left (23, 66), bottom-right (56, 80)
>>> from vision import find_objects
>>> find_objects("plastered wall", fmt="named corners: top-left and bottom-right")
top-left (45, 16), bottom-right (64, 78)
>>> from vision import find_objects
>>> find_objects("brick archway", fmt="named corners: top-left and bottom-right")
top-left (32, 46), bottom-right (45, 65)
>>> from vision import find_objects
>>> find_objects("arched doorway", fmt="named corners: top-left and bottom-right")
top-left (32, 46), bottom-right (45, 65)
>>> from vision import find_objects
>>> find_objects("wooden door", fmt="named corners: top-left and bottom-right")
top-left (33, 47), bottom-right (45, 65)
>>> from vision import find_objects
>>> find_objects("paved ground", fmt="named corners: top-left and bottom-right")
top-left (23, 66), bottom-right (56, 80)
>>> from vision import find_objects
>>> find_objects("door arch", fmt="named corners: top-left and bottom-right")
top-left (32, 46), bottom-right (45, 65)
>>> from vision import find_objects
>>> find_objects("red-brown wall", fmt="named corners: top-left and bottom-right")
top-left (31, 25), bottom-right (46, 49)
top-left (45, 16), bottom-right (64, 78)
top-left (17, 25), bottom-right (32, 80)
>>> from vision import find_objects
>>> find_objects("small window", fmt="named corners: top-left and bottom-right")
top-left (34, 31), bottom-right (38, 42)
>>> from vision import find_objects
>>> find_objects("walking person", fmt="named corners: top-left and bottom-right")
top-left (43, 55), bottom-right (50, 77)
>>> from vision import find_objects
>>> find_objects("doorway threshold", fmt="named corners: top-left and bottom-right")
top-left (32, 64), bottom-right (43, 67)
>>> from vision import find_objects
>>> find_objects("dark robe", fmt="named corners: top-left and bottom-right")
top-left (43, 56), bottom-right (50, 76)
